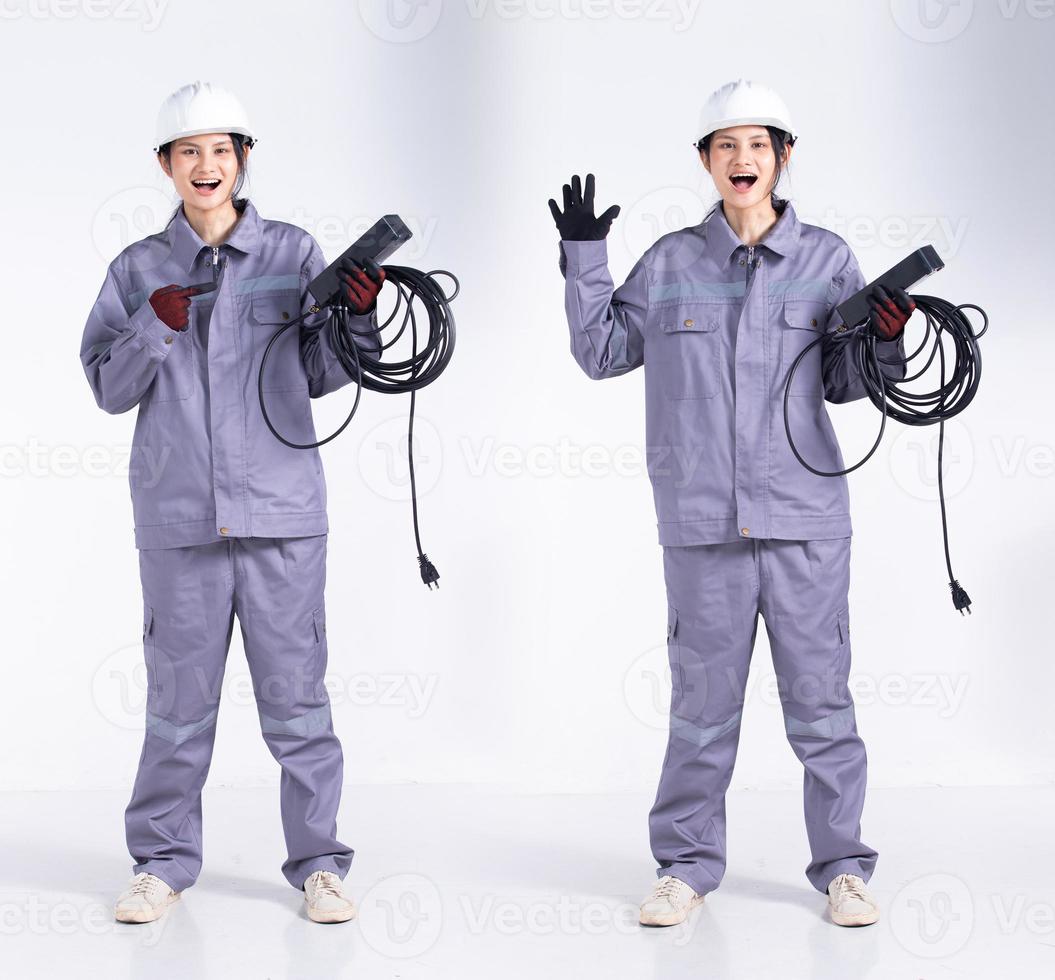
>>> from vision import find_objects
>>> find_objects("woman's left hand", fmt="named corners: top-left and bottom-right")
top-left (339, 257), bottom-right (386, 314)
top-left (867, 284), bottom-right (915, 341)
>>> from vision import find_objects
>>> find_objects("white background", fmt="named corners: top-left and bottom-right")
top-left (2, 0), bottom-right (1052, 803)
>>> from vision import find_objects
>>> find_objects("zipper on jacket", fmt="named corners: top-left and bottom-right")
top-left (210, 245), bottom-right (230, 289)
top-left (746, 244), bottom-right (756, 285)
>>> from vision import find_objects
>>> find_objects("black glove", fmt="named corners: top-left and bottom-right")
top-left (548, 173), bottom-right (621, 241)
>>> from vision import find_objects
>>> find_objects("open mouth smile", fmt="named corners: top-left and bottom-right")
top-left (191, 178), bottom-right (222, 196)
top-left (729, 172), bottom-right (758, 193)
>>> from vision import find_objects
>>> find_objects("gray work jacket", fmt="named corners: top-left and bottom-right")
top-left (80, 198), bottom-right (378, 549)
top-left (559, 201), bottom-right (906, 545)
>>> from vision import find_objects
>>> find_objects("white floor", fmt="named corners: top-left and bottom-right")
top-left (1, 784), bottom-right (1052, 979)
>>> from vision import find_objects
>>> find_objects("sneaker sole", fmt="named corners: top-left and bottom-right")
top-left (114, 890), bottom-right (181, 924)
top-left (828, 903), bottom-right (879, 927)
top-left (639, 893), bottom-right (705, 927)
top-left (305, 899), bottom-right (357, 923)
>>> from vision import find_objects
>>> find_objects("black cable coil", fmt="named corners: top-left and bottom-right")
top-left (258, 265), bottom-right (459, 588)
top-left (784, 296), bottom-right (989, 615)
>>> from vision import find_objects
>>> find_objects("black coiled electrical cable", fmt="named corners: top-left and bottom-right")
top-left (784, 296), bottom-right (989, 615)
top-left (258, 265), bottom-right (459, 588)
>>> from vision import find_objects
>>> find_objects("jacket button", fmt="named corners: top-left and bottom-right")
top-left (836, 324), bottom-right (847, 333)
top-left (739, 259), bottom-right (745, 266)
top-left (164, 335), bottom-right (173, 344)
top-left (741, 527), bottom-right (750, 536)
top-left (810, 318), bottom-right (818, 327)
top-left (219, 527), bottom-right (229, 535)
top-left (684, 318), bottom-right (694, 328)
top-left (281, 311), bottom-right (289, 320)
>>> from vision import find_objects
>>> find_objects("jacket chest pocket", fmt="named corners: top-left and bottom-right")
top-left (247, 289), bottom-right (308, 392)
top-left (654, 303), bottom-right (722, 400)
top-left (780, 299), bottom-right (828, 399)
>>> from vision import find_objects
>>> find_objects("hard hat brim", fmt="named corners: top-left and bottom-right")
top-left (696, 116), bottom-right (797, 144)
top-left (153, 126), bottom-right (256, 153)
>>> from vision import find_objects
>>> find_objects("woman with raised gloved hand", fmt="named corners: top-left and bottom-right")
top-left (79, 79), bottom-right (385, 926)
top-left (548, 78), bottom-right (913, 930)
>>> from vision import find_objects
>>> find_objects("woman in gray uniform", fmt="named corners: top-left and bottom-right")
top-left (548, 78), bottom-right (913, 928)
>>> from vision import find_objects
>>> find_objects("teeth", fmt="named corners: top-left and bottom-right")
top-left (192, 179), bottom-right (220, 186)
top-left (732, 173), bottom-right (755, 179)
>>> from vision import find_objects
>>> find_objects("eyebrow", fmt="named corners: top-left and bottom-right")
top-left (713, 133), bottom-right (770, 141)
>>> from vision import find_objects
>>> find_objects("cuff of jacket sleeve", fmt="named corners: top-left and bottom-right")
top-left (348, 305), bottom-right (379, 335)
top-left (875, 327), bottom-right (905, 347)
top-left (560, 238), bottom-right (609, 270)
top-left (130, 300), bottom-right (178, 357)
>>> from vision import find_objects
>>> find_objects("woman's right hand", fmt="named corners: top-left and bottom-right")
top-left (149, 284), bottom-right (208, 332)
top-left (548, 173), bottom-right (621, 241)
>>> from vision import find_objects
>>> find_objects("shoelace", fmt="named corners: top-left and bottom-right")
top-left (653, 876), bottom-right (684, 905)
top-left (833, 874), bottom-right (868, 903)
top-left (129, 873), bottom-right (159, 897)
top-left (309, 871), bottom-right (343, 899)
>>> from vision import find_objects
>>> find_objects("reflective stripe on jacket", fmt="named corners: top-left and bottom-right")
top-left (559, 201), bottom-right (907, 545)
top-left (80, 198), bottom-right (379, 549)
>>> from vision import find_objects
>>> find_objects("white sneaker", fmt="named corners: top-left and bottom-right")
top-left (827, 872), bottom-right (879, 926)
top-left (639, 875), bottom-right (704, 926)
top-left (114, 872), bottom-right (181, 923)
top-left (303, 870), bottom-right (357, 923)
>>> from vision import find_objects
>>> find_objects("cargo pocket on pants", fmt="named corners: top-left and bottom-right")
top-left (666, 605), bottom-right (682, 705)
top-left (143, 605), bottom-right (156, 700)
top-left (832, 605), bottom-right (853, 705)
top-left (311, 607), bottom-right (327, 699)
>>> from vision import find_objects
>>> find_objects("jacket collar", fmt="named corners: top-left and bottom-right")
top-left (698, 199), bottom-right (801, 268)
top-left (167, 197), bottom-right (263, 272)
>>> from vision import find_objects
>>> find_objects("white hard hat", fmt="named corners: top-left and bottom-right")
top-left (153, 79), bottom-right (256, 153)
top-left (695, 78), bottom-right (797, 145)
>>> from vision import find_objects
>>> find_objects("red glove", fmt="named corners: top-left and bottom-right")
top-left (149, 284), bottom-right (208, 332)
top-left (338, 257), bottom-right (386, 314)
top-left (867, 283), bottom-right (915, 341)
